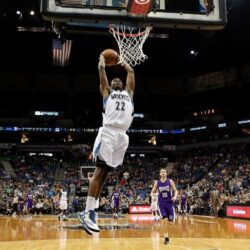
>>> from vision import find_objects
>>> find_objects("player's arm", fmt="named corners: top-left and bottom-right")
top-left (170, 179), bottom-right (178, 201)
top-left (98, 54), bottom-right (111, 98)
top-left (59, 190), bottom-right (62, 200)
top-left (123, 61), bottom-right (135, 97)
top-left (217, 193), bottom-right (221, 204)
top-left (151, 180), bottom-right (158, 196)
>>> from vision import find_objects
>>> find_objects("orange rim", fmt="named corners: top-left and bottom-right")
top-left (109, 24), bottom-right (152, 38)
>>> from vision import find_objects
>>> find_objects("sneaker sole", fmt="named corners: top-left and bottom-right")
top-left (83, 222), bottom-right (100, 233)
top-left (81, 224), bottom-right (93, 235)
top-left (164, 238), bottom-right (170, 245)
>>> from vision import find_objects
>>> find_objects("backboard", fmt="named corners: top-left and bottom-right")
top-left (40, 0), bottom-right (227, 31)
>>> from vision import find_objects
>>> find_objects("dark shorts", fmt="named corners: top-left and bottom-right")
top-left (159, 202), bottom-right (175, 221)
top-left (27, 201), bottom-right (33, 209)
top-left (113, 201), bottom-right (119, 208)
top-left (181, 204), bottom-right (186, 210)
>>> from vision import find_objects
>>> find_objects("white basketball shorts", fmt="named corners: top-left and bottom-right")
top-left (93, 126), bottom-right (129, 168)
top-left (151, 201), bottom-right (159, 212)
top-left (59, 201), bottom-right (68, 210)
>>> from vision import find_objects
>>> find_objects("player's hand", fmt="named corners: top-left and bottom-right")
top-left (172, 197), bottom-right (177, 202)
top-left (98, 54), bottom-right (106, 68)
top-left (116, 54), bottom-right (121, 65)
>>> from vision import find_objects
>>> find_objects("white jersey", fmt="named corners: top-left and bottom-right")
top-left (59, 190), bottom-right (68, 210)
top-left (103, 90), bottom-right (134, 131)
top-left (60, 191), bottom-right (67, 202)
top-left (151, 193), bottom-right (159, 211)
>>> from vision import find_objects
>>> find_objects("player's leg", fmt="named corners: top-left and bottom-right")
top-left (164, 204), bottom-right (176, 245)
top-left (113, 205), bottom-right (117, 219)
top-left (153, 210), bottom-right (156, 218)
top-left (156, 209), bottom-right (161, 220)
top-left (58, 208), bottom-right (62, 220)
top-left (58, 209), bottom-right (65, 221)
top-left (94, 164), bottom-right (110, 199)
top-left (158, 203), bottom-right (170, 244)
top-left (78, 162), bottom-right (111, 233)
top-left (114, 203), bottom-right (119, 219)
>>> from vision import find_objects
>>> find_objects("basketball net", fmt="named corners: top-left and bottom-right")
top-left (109, 24), bottom-right (152, 67)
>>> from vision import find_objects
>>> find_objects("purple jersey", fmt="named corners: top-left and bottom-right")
top-left (181, 194), bottom-right (187, 205)
top-left (157, 179), bottom-right (175, 221)
top-left (26, 192), bottom-right (33, 209)
top-left (112, 191), bottom-right (120, 207)
top-left (18, 197), bottom-right (25, 210)
top-left (157, 179), bottom-right (173, 203)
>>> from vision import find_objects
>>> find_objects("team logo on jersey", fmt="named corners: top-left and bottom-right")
top-left (111, 93), bottom-right (130, 101)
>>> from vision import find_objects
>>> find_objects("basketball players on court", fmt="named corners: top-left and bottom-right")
top-left (78, 52), bottom-right (135, 234)
top-left (151, 168), bottom-right (178, 245)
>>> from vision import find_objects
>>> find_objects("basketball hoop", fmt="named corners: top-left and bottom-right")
top-left (109, 24), bottom-right (152, 67)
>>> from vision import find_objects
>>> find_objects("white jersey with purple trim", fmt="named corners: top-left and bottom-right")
top-left (151, 193), bottom-right (159, 211)
top-left (59, 191), bottom-right (68, 210)
top-left (103, 89), bottom-right (134, 131)
top-left (60, 191), bottom-right (67, 202)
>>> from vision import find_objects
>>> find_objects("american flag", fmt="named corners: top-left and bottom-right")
top-left (52, 39), bottom-right (72, 67)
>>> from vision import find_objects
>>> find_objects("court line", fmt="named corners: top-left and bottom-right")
top-left (189, 219), bottom-right (218, 224)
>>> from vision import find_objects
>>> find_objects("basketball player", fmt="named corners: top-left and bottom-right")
top-left (18, 195), bottom-right (25, 217)
top-left (210, 187), bottom-right (220, 217)
top-left (111, 187), bottom-right (120, 219)
top-left (26, 187), bottom-right (33, 219)
top-left (180, 190), bottom-right (187, 215)
top-left (58, 186), bottom-right (68, 221)
top-left (150, 192), bottom-right (160, 221)
top-left (151, 168), bottom-right (178, 245)
top-left (78, 53), bottom-right (135, 234)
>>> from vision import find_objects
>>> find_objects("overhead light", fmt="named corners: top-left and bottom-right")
top-left (134, 113), bottom-right (144, 118)
top-left (190, 126), bottom-right (207, 131)
top-left (190, 50), bottom-right (198, 56)
top-left (238, 119), bottom-right (250, 124)
top-left (30, 10), bottom-right (35, 16)
top-left (16, 10), bottom-right (21, 15)
top-left (148, 135), bottom-right (157, 145)
top-left (218, 123), bottom-right (227, 128)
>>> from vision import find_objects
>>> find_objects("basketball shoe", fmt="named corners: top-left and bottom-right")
top-left (78, 210), bottom-right (100, 233)
top-left (164, 236), bottom-right (169, 245)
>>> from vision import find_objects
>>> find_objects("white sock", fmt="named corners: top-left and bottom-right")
top-left (95, 199), bottom-right (99, 209)
top-left (85, 196), bottom-right (96, 213)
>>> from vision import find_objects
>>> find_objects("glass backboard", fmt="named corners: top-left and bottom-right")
top-left (41, 0), bottom-right (227, 31)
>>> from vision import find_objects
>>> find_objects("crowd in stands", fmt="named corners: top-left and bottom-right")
top-left (0, 143), bottom-right (249, 217)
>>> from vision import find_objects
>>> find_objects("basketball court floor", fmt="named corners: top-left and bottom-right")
top-left (0, 214), bottom-right (249, 250)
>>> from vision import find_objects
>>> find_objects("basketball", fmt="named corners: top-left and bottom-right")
top-left (101, 49), bottom-right (119, 66)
